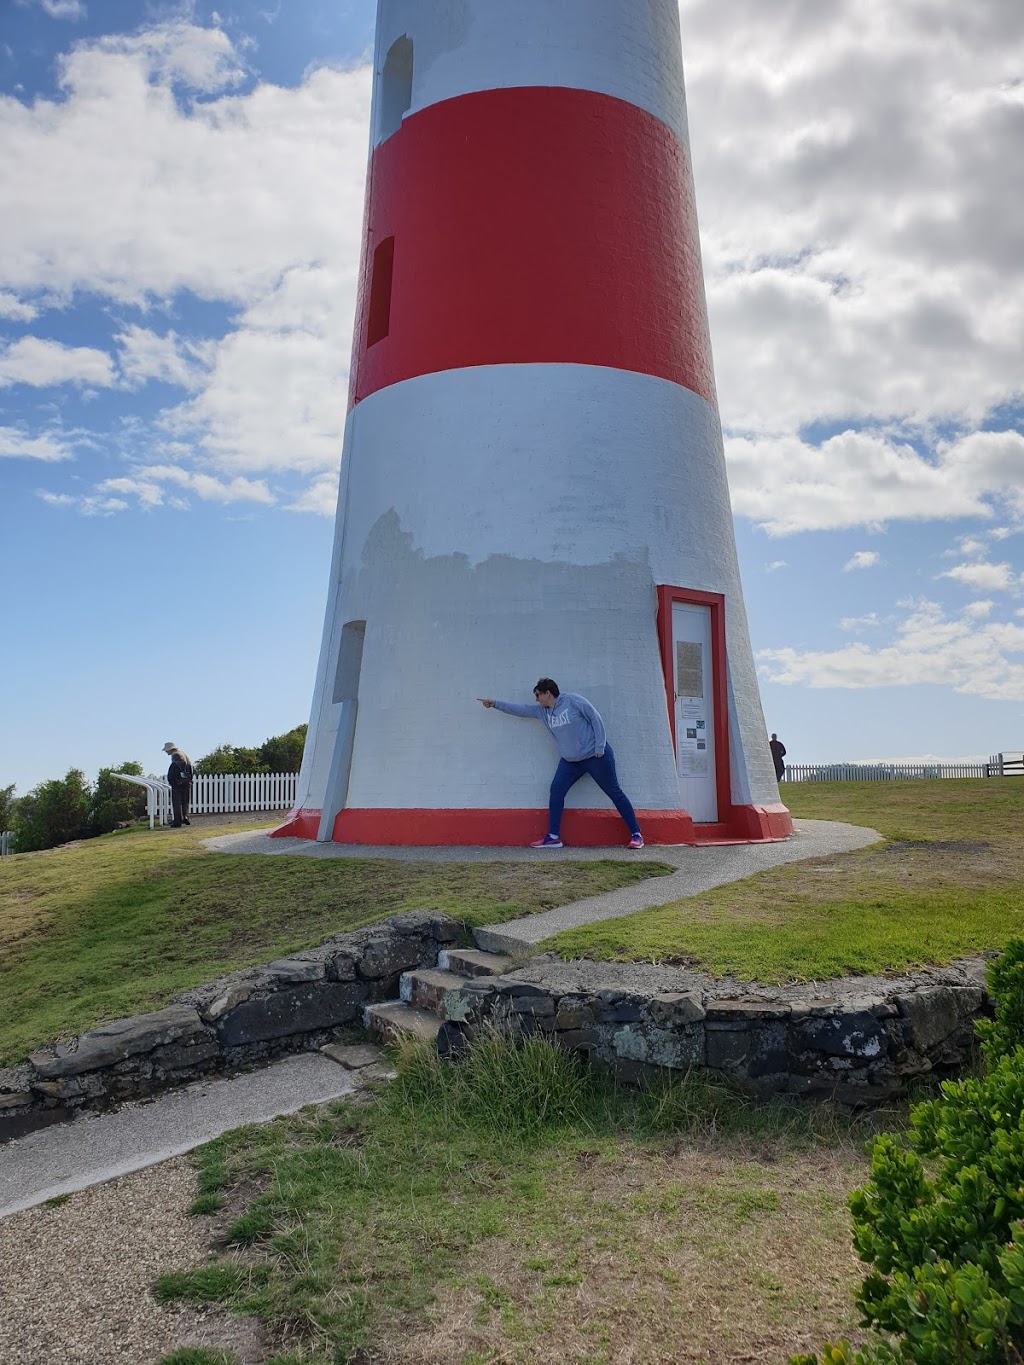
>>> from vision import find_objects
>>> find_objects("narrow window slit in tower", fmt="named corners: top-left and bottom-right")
top-left (366, 237), bottom-right (395, 347)
top-left (378, 35), bottom-right (413, 142)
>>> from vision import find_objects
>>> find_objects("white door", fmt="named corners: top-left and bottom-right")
top-left (672, 602), bottom-right (718, 822)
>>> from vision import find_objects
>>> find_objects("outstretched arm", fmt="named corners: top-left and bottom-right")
top-left (479, 698), bottom-right (546, 718)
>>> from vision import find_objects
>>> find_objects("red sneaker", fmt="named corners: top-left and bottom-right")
top-left (530, 834), bottom-right (563, 848)
top-left (627, 834), bottom-right (644, 849)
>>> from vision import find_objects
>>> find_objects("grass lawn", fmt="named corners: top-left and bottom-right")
top-left (544, 778), bottom-right (1024, 982)
top-left (154, 1037), bottom-right (881, 1365)
top-left (0, 819), bottom-right (671, 1066)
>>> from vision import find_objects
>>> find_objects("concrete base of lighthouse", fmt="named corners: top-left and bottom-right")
top-left (272, 804), bottom-right (793, 847)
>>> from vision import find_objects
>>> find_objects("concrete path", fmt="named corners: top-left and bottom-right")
top-left (0, 1052), bottom-right (359, 1221)
top-left (206, 817), bottom-right (881, 955)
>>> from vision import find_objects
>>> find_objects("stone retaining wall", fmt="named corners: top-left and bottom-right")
top-left (442, 956), bottom-right (992, 1105)
top-left (0, 911), bottom-right (997, 1141)
top-left (0, 911), bottom-right (464, 1143)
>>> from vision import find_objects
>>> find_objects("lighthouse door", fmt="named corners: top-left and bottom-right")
top-left (671, 602), bottom-right (718, 822)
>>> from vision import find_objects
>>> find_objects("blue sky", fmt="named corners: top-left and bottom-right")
top-left (1, 0), bottom-right (1022, 794)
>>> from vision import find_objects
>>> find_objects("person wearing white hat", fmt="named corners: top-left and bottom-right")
top-left (162, 742), bottom-right (194, 828)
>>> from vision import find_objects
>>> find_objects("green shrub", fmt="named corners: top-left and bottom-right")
top-left (977, 940), bottom-right (1024, 1068)
top-left (0, 782), bottom-right (15, 833)
top-left (89, 762), bottom-right (147, 835)
top-left (12, 768), bottom-right (91, 852)
top-left (794, 942), bottom-right (1024, 1364)
top-left (194, 724), bottom-right (307, 775)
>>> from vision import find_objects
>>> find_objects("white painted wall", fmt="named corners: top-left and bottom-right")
top-left (295, 364), bottom-right (780, 818)
top-left (370, 0), bottom-right (689, 148)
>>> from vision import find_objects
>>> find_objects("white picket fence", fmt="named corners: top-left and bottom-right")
top-left (786, 758), bottom-right (1004, 783)
top-left (111, 770), bottom-right (298, 828)
top-left (189, 771), bottom-right (297, 814)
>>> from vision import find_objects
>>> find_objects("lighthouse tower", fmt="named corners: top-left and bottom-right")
top-left (277, 0), bottom-right (792, 847)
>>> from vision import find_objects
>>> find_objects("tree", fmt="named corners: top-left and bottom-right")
top-left (195, 725), bottom-right (307, 774)
top-left (13, 769), bottom-right (92, 852)
top-left (0, 783), bottom-right (15, 834)
top-left (90, 761), bottom-right (148, 835)
top-left (194, 743), bottom-right (264, 775)
top-left (259, 725), bottom-right (307, 772)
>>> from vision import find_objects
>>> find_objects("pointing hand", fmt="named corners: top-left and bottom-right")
top-left (477, 698), bottom-right (495, 708)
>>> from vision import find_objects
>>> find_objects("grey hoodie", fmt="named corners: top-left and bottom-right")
top-left (493, 693), bottom-right (607, 762)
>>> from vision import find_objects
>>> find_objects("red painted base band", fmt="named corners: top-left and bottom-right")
top-left (271, 809), bottom-right (322, 840)
top-left (271, 804), bottom-right (793, 847)
top-left (729, 804), bottom-right (795, 841)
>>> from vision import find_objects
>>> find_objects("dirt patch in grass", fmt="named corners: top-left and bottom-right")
top-left (379, 1143), bottom-right (868, 1365)
top-left (0, 887), bottom-right (52, 955)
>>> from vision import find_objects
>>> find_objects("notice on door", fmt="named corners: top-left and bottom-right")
top-left (676, 642), bottom-right (703, 699)
top-left (676, 629), bottom-right (709, 780)
top-left (678, 698), bottom-right (709, 776)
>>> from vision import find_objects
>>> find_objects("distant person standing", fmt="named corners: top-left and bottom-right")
top-left (769, 733), bottom-right (787, 782)
top-left (163, 742), bottom-right (194, 827)
top-left (479, 679), bottom-right (644, 848)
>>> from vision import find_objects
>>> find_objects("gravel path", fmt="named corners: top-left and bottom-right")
top-left (0, 1158), bottom-right (260, 1365)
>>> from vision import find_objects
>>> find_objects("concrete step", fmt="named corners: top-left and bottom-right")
top-left (472, 925), bottom-right (533, 957)
top-left (364, 1001), bottom-right (440, 1046)
top-left (401, 968), bottom-right (468, 1013)
top-left (441, 947), bottom-right (514, 977)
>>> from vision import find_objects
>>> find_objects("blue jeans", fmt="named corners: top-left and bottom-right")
top-left (548, 744), bottom-right (640, 838)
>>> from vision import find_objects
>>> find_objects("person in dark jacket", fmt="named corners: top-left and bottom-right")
top-left (769, 733), bottom-right (787, 782)
top-left (163, 742), bottom-right (194, 827)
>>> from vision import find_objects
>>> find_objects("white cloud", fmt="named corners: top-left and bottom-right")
top-left (73, 23), bottom-right (247, 97)
top-left (843, 550), bottom-right (880, 571)
top-left (162, 265), bottom-right (352, 474)
top-left (0, 336), bottom-right (115, 388)
top-left (679, 0), bottom-right (1024, 529)
top-left (945, 535), bottom-right (988, 558)
top-left (759, 598), bottom-right (1024, 702)
top-left (38, 462), bottom-right (272, 515)
top-left (98, 475), bottom-right (165, 509)
top-left (285, 470), bottom-right (340, 516)
top-left (941, 561), bottom-right (1016, 592)
top-left (0, 291), bottom-right (37, 321)
top-left (963, 599), bottom-right (994, 619)
top-left (0, 425), bottom-right (74, 460)
top-left (839, 612), bottom-right (881, 631)
top-left (97, 464), bottom-right (274, 507)
top-left (37, 0), bottom-right (86, 19)
top-left (725, 429), bottom-right (1005, 534)
top-left (0, 30), bottom-right (369, 307)
top-left (0, 24), bottom-right (369, 499)
top-left (764, 559), bottom-right (786, 572)
top-left (38, 488), bottom-right (127, 515)
top-left (115, 325), bottom-right (210, 391)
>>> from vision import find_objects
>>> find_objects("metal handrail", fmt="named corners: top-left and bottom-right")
top-left (111, 773), bottom-right (172, 829)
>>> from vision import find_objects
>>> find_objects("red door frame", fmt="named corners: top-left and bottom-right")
top-left (656, 584), bottom-right (732, 827)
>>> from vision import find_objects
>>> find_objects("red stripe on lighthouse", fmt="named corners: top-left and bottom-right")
top-left (349, 86), bottom-right (717, 408)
